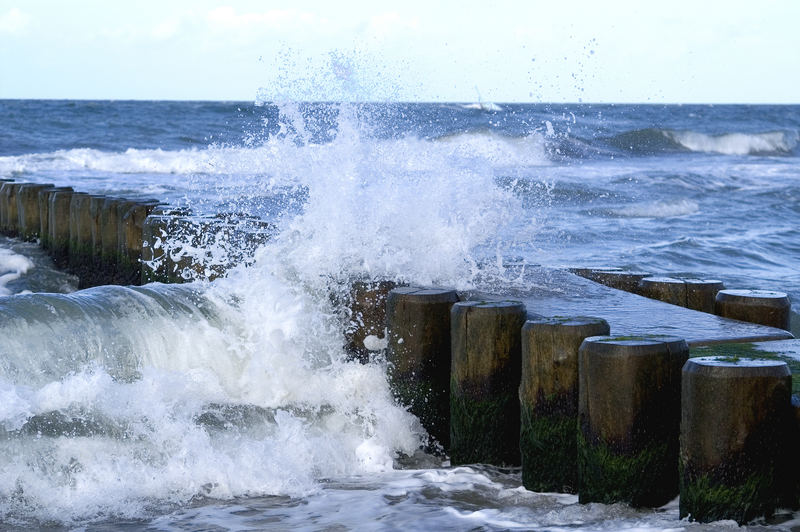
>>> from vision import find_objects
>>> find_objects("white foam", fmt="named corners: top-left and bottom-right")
top-left (0, 102), bottom-right (539, 525)
top-left (0, 247), bottom-right (34, 296)
top-left (664, 130), bottom-right (797, 155)
top-left (611, 199), bottom-right (699, 218)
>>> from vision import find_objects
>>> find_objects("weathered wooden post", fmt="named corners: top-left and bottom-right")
top-left (715, 289), bottom-right (791, 331)
top-left (99, 197), bottom-right (122, 281)
top-left (578, 335), bottom-right (688, 507)
top-left (68, 192), bottom-right (91, 276)
top-left (450, 300), bottom-right (527, 465)
top-left (17, 183), bottom-right (53, 241)
top-left (680, 357), bottom-right (792, 524)
top-left (639, 276), bottom-right (686, 306)
top-left (386, 287), bottom-right (459, 449)
top-left (685, 279), bottom-right (725, 313)
top-left (119, 200), bottom-right (160, 285)
top-left (571, 267), bottom-right (651, 294)
top-left (1, 182), bottom-right (24, 237)
top-left (345, 280), bottom-right (399, 362)
top-left (519, 316), bottom-right (609, 493)
top-left (48, 188), bottom-right (75, 267)
top-left (39, 186), bottom-right (72, 250)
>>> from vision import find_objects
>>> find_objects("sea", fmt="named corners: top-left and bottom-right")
top-left (0, 100), bottom-right (798, 531)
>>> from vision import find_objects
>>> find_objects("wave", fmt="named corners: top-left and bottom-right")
top-left (460, 102), bottom-right (504, 112)
top-left (0, 247), bottom-right (33, 296)
top-left (664, 129), bottom-right (798, 155)
top-left (609, 199), bottom-right (700, 218)
top-left (433, 130), bottom-right (549, 167)
top-left (600, 128), bottom-right (798, 156)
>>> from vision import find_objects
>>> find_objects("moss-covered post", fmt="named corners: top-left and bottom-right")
top-left (386, 287), bottom-right (459, 449)
top-left (345, 280), bottom-right (399, 362)
top-left (39, 186), bottom-right (72, 250)
top-left (119, 200), bottom-right (160, 285)
top-left (639, 277), bottom-right (687, 306)
top-left (685, 279), bottom-right (725, 313)
top-left (16, 183), bottom-right (53, 241)
top-left (1, 182), bottom-right (24, 237)
top-left (578, 335), bottom-right (688, 507)
top-left (571, 267), bottom-right (651, 294)
top-left (715, 289), bottom-right (791, 331)
top-left (99, 197), bottom-right (122, 282)
top-left (520, 316), bottom-right (609, 493)
top-left (68, 192), bottom-right (91, 277)
top-left (48, 188), bottom-right (75, 267)
top-left (450, 300), bottom-right (527, 465)
top-left (88, 195), bottom-right (107, 280)
top-left (680, 357), bottom-right (792, 524)
top-left (0, 181), bottom-right (12, 233)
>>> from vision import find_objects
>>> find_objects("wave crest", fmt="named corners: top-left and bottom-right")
top-left (664, 130), bottom-right (797, 155)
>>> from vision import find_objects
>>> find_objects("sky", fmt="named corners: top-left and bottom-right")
top-left (1, 0), bottom-right (798, 103)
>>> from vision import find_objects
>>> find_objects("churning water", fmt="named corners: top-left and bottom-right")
top-left (0, 100), bottom-right (798, 530)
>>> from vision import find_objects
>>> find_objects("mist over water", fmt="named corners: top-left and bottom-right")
top-left (0, 98), bottom-right (798, 528)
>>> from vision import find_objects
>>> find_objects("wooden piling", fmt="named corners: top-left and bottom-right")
top-left (17, 183), bottom-right (53, 241)
top-left (386, 287), bottom-right (459, 449)
top-left (639, 276), bottom-right (686, 306)
top-left (48, 188), bottom-right (75, 267)
top-left (685, 279), bottom-right (725, 313)
top-left (519, 316), bottom-right (609, 493)
top-left (715, 289), bottom-right (791, 331)
top-left (345, 280), bottom-right (398, 362)
top-left (450, 300), bottom-right (527, 465)
top-left (680, 357), bottom-right (793, 524)
top-left (578, 335), bottom-right (688, 507)
top-left (39, 186), bottom-right (72, 250)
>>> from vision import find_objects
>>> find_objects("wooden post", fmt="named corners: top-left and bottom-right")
top-left (386, 287), bottom-right (459, 449)
top-left (519, 316), bottom-right (609, 493)
top-left (685, 279), bottom-right (725, 313)
top-left (639, 277), bottom-right (686, 306)
top-left (450, 300), bottom-right (527, 465)
top-left (345, 280), bottom-right (399, 362)
top-left (39, 186), bottom-right (72, 250)
top-left (715, 289), bottom-right (791, 331)
top-left (680, 357), bottom-right (792, 524)
top-left (48, 188), bottom-right (75, 267)
top-left (578, 335), bottom-right (688, 507)
top-left (16, 183), bottom-right (53, 241)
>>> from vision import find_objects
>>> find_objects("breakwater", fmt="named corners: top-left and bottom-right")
top-left (0, 178), bottom-right (797, 525)
top-left (0, 180), bottom-right (271, 288)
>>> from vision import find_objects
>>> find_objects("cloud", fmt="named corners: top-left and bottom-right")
top-left (0, 7), bottom-right (31, 34)
top-left (205, 6), bottom-right (322, 32)
top-left (366, 12), bottom-right (420, 39)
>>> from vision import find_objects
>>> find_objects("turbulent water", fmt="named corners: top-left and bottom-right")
top-left (0, 100), bottom-right (798, 530)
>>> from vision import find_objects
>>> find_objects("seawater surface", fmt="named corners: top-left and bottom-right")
top-left (0, 100), bottom-right (798, 530)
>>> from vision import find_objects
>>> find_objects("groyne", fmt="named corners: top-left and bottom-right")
top-left (0, 180), bottom-right (271, 288)
top-left (0, 179), bottom-right (798, 524)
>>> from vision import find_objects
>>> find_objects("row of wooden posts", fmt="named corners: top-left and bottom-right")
top-left (0, 179), bottom-right (795, 524)
top-left (345, 283), bottom-right (796, 525)
top-left (0, 180), bottom-right (161, 286)
top-left (573, 267), bottom-right (793, 331)
top-left (0, 180), bottom-right (271, 287)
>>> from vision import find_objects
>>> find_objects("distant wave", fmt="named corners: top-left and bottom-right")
top-left (663, 130), bottom-right (797, 155)
top-left (601, 128), bottom-right (798, 156)
top-left (610, 199), bottom-right (700, 218)
top-left (460, 102), bottom-right (504, 112)
top-left (433, 130), bottom-right (548, 166)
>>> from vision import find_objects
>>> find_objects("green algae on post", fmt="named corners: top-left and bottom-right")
top-left (578, 334), bottom-right (688, 506)
top-left (450, 300), bottom-right (526, 465)
top-left (680, 357), bottom-right (793, 524)
top-left (519, 316), bottom-right (609, 493)
top-left (386, 287), bottom-right (459, 450)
